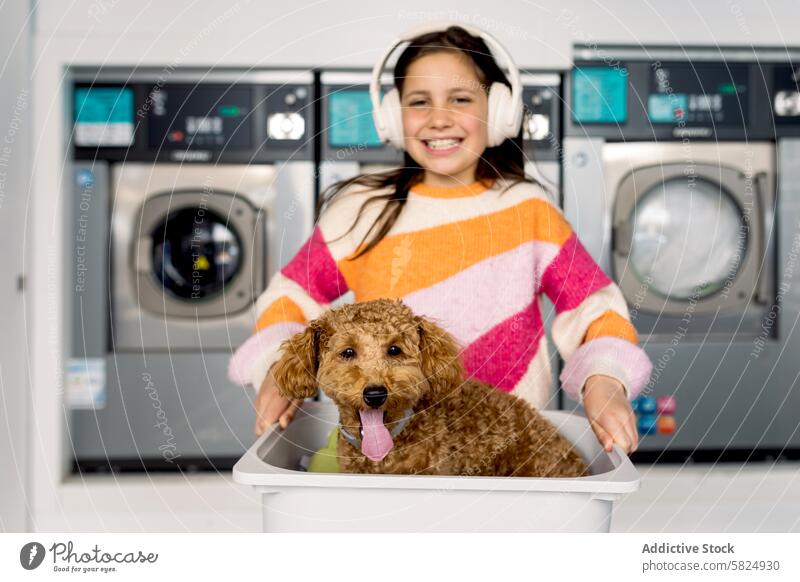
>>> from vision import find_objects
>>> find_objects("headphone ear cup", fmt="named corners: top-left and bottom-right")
top-left (377, 88), bottom-right (405, 150)
top-left (486, 82), bottom-right (523, 147)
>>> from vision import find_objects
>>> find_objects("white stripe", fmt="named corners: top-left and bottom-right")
top-left (318, 181), bottom-right (555, 262)
top-left (511, 335), bottom-right (558, 410)
top-left (254, 272), bottom-right (329, 322)
top-left (550, 285), bottom-right (631, 360)
top-left (402, 243), bottom-right (538, 346)
top-left (395, 182), bottom-right (553, 237)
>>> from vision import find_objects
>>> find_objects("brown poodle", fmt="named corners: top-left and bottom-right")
top-left (272, 299), bottom-right (587, 478)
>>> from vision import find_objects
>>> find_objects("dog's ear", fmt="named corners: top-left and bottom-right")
top-left (272, 322), bottom-right (323, 400)
top-left (416, 316), bottom-right (463, 397)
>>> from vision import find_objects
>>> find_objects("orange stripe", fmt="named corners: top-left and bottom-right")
top-left (255, 296), bottom-right (306, 332)
top-left (583, 310), bottom-right (639, 343)
top-left (338, 198), bottom-right (572, 300)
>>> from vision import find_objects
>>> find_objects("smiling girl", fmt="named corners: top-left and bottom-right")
top-left (228, 25), bottom-right (653, 456)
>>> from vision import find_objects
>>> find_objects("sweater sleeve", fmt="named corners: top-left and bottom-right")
top-left (226, 192), bottom-right (363, 391)
top-left (535, 201), bottom-right (653, 402)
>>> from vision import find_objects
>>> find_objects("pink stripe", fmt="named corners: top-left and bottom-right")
top-left (281, 226), bottom-right (349, 304)
top-left (559, 337), bottom-right (653, 400)
top-left (540, 233), bottom-right (612, 313)
top-left (227, 322), bottom-right (305, 385)
top-left (404, 243), bottom-right (545, 345)
top-left (460, 299), bottom-right (545, 392)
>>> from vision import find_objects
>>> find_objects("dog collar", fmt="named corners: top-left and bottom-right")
top-left (338, 408), bottom-right (415, 450)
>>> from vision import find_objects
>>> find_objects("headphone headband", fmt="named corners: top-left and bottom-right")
top-left (369, 22), bottom-right (523, 140)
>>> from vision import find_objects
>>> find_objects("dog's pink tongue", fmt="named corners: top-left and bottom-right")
top-left (359, 409), bottom-right (393, 462)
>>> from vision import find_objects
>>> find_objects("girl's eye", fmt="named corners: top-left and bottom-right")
top-left (340, 348), bottom-right (356, 360)
top-left (453, 96), bottom-right (472, 104)
top-left (387, 345), bottom-right (402, 357)
top-left (409, 99), bottom-right (428, 107)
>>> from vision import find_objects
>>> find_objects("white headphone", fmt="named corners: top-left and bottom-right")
top-left (370, 22), bottom-right (524, 150)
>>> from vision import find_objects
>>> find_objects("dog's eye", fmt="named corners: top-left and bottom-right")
top-left (340, 348), bottom-right (356, 360)
top-left (387, 345), bottom-right (402, 356)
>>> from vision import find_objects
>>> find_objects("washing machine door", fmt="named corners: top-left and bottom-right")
top-left (135, 190), bottom-right (263, 318)
top-left (152, 206), bottom-right (241, 299)
top-left (612, 163), bottom-right (764, 315)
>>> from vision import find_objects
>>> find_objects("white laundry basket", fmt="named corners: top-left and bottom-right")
top-left (234, 401), bottom-right (639, 532)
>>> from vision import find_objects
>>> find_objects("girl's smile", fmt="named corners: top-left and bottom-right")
top-left (400, 52), bottom-right (489, 187)
top-left (421, 137), bottom-right (463, 155)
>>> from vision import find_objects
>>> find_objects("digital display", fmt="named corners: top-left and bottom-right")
top-left (648, 93), bottom-right (689, 123)
top-left (328, 90), bottom-right (383, 148)
top-left (147, 85), bottom-right (252, 150)
top-left (571, 67), bottom-right (628, 124)
top-left (648, 63), bottom-right (749, 126)
top-left (74, 86), bottom-right (134, 147)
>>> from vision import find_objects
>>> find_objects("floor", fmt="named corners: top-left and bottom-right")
top-left (611, 461), bottom-right (800, 532)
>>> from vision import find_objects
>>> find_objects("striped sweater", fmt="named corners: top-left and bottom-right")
top-left (228, 178), bottom-right (653, 409)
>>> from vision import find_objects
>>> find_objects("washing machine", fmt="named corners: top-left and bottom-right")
top-left (563, 47), bottom-right (800, 461)
top-left (605, 141), bottom-right (775, 339)
top-left (111, 163), bottom-right (294, 351)
top-left (67, 69), bottom-right (315, 471)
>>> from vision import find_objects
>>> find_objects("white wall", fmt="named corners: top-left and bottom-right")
top-left (0, 0), bottom-right (32, 533)
top-left (33, 0), bottom-right (800, 70)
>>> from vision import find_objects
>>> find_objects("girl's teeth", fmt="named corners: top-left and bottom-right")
top-left (426, 139), bottom-right (460, 150)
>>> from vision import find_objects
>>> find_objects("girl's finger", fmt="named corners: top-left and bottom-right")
top-left (255, 414), bottom-right (270, 436)
top-left (278, 411), bottom-right (290, 429)
top-left (612, 407), bottom-right (638, 453)
top-left (590, 420), bottom-right (614, 452)
top-left (279, 399), bottom-right (303, 429)
top-left (602, 415), bottom-right (632, 454)
top-left (619, 408), bottom-right (639, 453)
top-left (289, 398), bottom-right (303, 418)
top-left (255, 402), bottom-right (274, 435)
top-left (264, 397), bottom-right (287, 425)
top-left (254, 412), bottom-right (265, 436)
top-left (626, 414), bottom-right (639, 452)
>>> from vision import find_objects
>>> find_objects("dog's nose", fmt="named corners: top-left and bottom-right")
top-left (362, 385), bottom-right (388, 408)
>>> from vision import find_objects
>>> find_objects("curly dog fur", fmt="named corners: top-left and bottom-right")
top-left (272, 299), bottom-right (587, 478)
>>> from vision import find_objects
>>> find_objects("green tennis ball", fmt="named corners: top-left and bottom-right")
top-left (307, 427), bottom-right (341, 473)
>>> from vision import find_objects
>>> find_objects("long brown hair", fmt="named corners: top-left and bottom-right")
top-left (322, 25), bottom-right (538, 259)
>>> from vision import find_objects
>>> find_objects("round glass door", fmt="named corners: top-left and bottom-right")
top-left (151, 207), bottom-right (242, 300)
top-left (629, 177), bottom-right (744, 300)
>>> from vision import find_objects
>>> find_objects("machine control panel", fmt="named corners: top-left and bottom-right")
top-left (571, 66), bottom-right (628, 125)
top-left (646, 62), bottom-right (749, 127)
top-left (521, 81), bottom-right (561, 162)
top-left (320, 75), bottom-right (402, 167)
top-left (327, 89), bottom-right (384, 149)
top-left (146, 85), bottom-right (254, 150)
top-left (72, 71), bottom-right (315, 162)
top-left (566, 54), bottom-right (784, 140)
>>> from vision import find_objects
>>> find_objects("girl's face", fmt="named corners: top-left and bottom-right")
top-left (400, 52), bottom-right (489, 187)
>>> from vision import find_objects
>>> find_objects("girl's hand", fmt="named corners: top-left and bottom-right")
top-left (582, 375), bottom-right (638, 454)
top-left (254, 364), bottom-right (303, 436)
